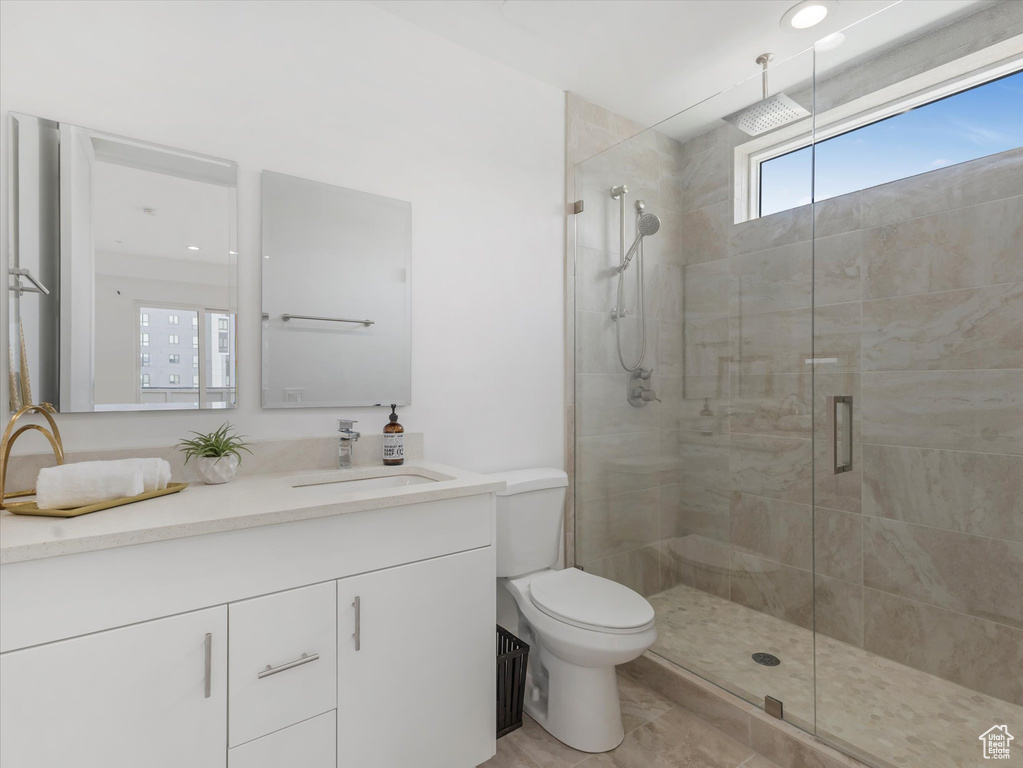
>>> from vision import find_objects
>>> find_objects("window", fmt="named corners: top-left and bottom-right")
top-left (218, 318), bottom-right (229, 331)
top-left (141, 373), bottom-right (150, 387)
top-left (140, 313), bottom-right (149, 327)
top-left (135, 304), bottom-right (235, 404)
top-left (747, 64), bottom-right (1023, 219)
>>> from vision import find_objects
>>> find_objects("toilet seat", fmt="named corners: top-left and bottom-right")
top-left (528, 568), bottom-right (655, 634)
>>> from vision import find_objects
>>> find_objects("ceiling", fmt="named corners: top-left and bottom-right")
top-left (372, 0), bottom-right (980, 137)
top-left (92, 161), bottom-right (232, 265)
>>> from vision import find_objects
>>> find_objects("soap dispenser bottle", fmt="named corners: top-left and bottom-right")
top-left (383, 404), bottom-right (404, 466)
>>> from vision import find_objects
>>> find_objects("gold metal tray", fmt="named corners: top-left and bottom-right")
top-left (4, 482), bottom-right (188, 518)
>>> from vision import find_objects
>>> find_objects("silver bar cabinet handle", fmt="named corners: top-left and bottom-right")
top-left (827, 395), bottom-right (853, 474)
top-left (203, 633), bottom-right (212, 699)
top-left (257, 652), bottom-right (320, 679)
top-left (353, 596), bottom-right (361, 651)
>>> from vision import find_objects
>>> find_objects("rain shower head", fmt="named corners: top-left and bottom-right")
top-left (620, 213), bottom-right (660, 270)
top-left (725, 52), bottom-right (810, 136)
top-left (725, 93), bottom-right (810, 136)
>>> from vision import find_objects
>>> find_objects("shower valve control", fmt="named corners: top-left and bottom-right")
top-left (636, 368), bottom-right (653, 380)
top-left (631, 387), bottom-right (660, 403)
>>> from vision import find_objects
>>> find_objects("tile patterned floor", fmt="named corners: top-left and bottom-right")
top-left (649, 582), bottom-right (1023, 768)
top-left (480, 672), bottom-right (781, 768)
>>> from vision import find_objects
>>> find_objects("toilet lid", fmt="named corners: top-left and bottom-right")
top-left (528, 568), bottom-right (655, 631)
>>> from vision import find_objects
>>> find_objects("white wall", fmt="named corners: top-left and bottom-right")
top-left (0, 0), bottom-right (566, 472)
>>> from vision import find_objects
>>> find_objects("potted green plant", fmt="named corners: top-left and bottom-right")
top-left (176, 423), bottom-right (252, 484)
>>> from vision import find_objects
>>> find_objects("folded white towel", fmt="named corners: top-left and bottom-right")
top-left (109, 458), bottom-right (172, 492)
top-left (36, 461), bottom-right (145, 510)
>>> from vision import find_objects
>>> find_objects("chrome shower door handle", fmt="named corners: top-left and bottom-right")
top-left (827, 396), bottom-right (853, 474)
top-left (203, 633), bottom-right (212, 699)
top-left (353, 596), bottom-right (361, 651)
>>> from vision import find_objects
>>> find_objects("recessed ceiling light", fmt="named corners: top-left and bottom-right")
top-left (187, 246), bottom-right (201, 251)
top-left (143, 208), bottom-right (157, 216)
top-left (781, 0), bottom-right (833, 30)
top-left (228, 250), bottom-right (237, 255)
top-left (815, 31), bottom-right (845, 51)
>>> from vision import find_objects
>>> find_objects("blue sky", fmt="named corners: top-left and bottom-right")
top-left (760, 70), bottom-right (1023, 216)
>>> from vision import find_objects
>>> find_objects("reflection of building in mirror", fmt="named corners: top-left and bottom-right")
top-left (6, 113), bottom-right (239, 412)
top-left (131, 306), bottom-right (236, 408)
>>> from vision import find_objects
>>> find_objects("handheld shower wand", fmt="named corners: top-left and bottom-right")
top-left (618, 213), bottom-right (661, 272)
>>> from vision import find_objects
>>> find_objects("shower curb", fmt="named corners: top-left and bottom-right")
top-left (622, 652), bottom-right (873, 768)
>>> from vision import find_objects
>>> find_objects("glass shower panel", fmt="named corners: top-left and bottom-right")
top-left (573, 49), bottom-right (818, 726)
top-left (812, 6), bottom-right (1023, 767)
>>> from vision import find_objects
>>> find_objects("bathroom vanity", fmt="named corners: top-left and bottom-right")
top-left (0, 463), bottom-right (502, 768)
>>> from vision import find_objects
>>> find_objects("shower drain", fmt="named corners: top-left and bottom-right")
top-left (752, 652), bottom-right (781, 667)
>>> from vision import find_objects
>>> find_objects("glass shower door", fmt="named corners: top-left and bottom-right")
top-left (572, 48), bottom-right (820, 730)
top-left (811, 7), bottom-right (1023, 767)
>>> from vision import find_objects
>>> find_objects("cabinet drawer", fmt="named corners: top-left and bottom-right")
top-left (230, 581), bottom-right (336, 746)
top-left (228, 711), bottom-right (336, 768)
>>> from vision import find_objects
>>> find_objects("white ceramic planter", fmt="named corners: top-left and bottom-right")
top-left (195, 455), bottom-right (239, 485)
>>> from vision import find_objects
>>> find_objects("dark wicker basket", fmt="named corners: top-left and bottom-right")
top-left (496, 625), bottom-right (530, 738)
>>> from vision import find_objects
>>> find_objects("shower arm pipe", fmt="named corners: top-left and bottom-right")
top-left (757, 52), bottom-right (774, 99)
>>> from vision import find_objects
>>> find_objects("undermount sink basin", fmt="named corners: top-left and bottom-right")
top-left (291, 473), bottom-right (437, 492)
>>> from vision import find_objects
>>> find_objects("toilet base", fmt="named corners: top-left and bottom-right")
top-left (525, 646), bottom-right (625, 753)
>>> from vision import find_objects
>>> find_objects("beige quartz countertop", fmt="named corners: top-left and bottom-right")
top-left (0, 462), bottom-right (504, 565)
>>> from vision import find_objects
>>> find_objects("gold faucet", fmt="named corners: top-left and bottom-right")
top-left (0, 403), bottom-right (64, 509)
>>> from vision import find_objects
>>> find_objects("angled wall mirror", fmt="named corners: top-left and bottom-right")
top-left (260, 171), bottom-right (411, 408)
top-left (7, 113), bottom-right (239, 412)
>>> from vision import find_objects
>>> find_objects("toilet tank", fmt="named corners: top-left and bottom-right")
top-left (487, 468), bottom-right (569, 578)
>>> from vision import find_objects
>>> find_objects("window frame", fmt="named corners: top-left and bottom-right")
top-left (735, 48), bottom-right (1023, 223)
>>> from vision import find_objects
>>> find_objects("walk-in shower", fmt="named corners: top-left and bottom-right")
top-left (572, 4), bottom-right (1023, 767)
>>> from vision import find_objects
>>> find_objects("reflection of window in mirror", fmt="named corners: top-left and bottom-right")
top-left (134, 305), bottom-right (235, 407)
top-left (140, 313), bottom-right (149, 326)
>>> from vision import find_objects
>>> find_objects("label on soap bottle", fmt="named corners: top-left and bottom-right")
top-left (383, 433), bottom-right (404, 460)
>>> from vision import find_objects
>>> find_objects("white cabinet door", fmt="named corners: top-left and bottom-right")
top-left (336, 547), bottom-right (495, 768)
top-left (229, 581), bottom-right (336, 746)
top-left (0, 606), bottom-right (227, 768)
top-left (229, 710), bottom-right (336, 768)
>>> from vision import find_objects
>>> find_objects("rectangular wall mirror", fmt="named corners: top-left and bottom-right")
top-left (261, 171), bottom-right (411, 408)
top-left (7, 113), bottom-right (239, 412)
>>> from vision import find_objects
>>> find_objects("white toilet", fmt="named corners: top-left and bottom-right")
top-left (488, 468), bottom-right (657, 753)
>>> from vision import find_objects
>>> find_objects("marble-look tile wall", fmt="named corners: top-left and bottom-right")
top-left (569, 96), bottom-right (687, 591)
